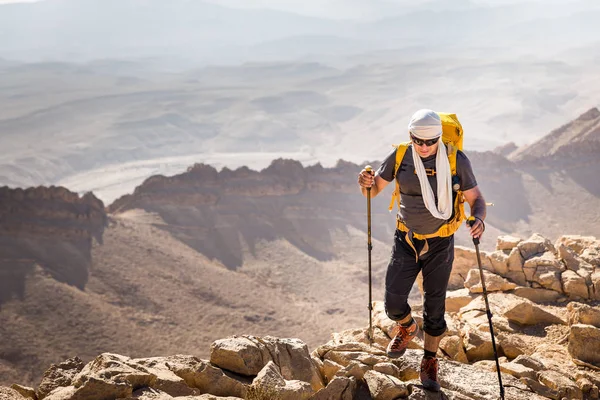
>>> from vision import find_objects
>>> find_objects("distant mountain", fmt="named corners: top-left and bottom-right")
top-left (510, 107), bottom-right (600, 164)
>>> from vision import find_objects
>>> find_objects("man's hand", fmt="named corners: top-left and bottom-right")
top-left (468, 217), bottom-right (485, 239)
top-left (358, 168), bottom-right (374, 189)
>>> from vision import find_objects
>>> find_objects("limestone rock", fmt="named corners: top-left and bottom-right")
top-left (334, 361), bottom-right (371, 381)
top-left (512, 355), bottom-right (545, 371)
top-left (593, 270), bottom-right (600, 301)
top-left (0, 387), bottom-right (28, 400)
top-left (210, 336), bottom-right (323, 391)
top-left (248, 361), bottom-right (312, 400)
top-left (512, 286), bottom-right (561, 303)
top-left (502, 297), bottom-right (566, 326)
top-left (10, 385), bottom-right (36, 400)
top-left (496, 235), bottom-right (522, 251)
top-left (310, 376), bottom-right (356, 400)
top-left (518, 233), bottom-right (556, 260)
top-left (451, 246), bottom-right (493, 289)
top-left (499, 362), bottom-right (536, 380)
top-left (562, 270), bottom-right (590, 299)
top-left (556, 235), bottom-right (598, 255)
top-left (37, 356), bottom-right (85, 399)
top-left (557, 242), bottom-right (581, 271)
top-left (372, 363), bottom-right (401, 378)
top-left (568, 324), bottom-right (600, 366)
top-left (538, 369), bottom-right (583, 399)
top-left (446, 288), bottom-right (476, 313)
top-left (132, 356), bottom-right (201, 396)
top-left (568, 302), bottom-right (600, 327)
top-left (439, 335), bottom-right (469, 363)
top-left (464, 269), bottom-right (517, 293)
top-left (488, 250), bottom-right (510, 275)
top-left (363, 370), bottom-right (409, 399)
top-left (497, 333), bottom-right (526, 359)
top-left (163, 355), bottom-right (247, 398)
top-left (321, 359), bottom-right (343, 383)
top-left (462, 325), bottom-right (494, 362)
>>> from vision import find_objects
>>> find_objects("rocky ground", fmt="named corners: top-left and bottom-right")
top-left (2, 234), bottom-right (600, 399)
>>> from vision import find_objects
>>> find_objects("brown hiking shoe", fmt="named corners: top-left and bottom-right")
top-left (386, 319), bottom-right (418, 358)
top-left (420, 356), bottom-right (441, 392)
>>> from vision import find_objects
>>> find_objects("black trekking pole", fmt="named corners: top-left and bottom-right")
top-left (365, 165), bottom-right (374, 344)
top-left (467, 216), bottom-right (505, 400)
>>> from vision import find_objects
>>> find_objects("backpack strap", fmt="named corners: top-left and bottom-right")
top-left (388, 142), bottom-right (410, 212)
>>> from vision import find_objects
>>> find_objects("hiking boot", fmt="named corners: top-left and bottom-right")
top-left (420, 356), bottom-right (441, 392)
top-left (386, 319), bottom-right (418, 358)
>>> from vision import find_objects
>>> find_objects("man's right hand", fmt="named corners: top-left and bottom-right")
top-left (358, 168), bottom-right (375, 189)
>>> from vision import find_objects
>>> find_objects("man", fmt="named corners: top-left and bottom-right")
top-left (357, 109), bottom-right (486, 392)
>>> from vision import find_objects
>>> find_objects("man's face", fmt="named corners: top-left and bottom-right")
top-left (411, 135), bottom-right (440, 158)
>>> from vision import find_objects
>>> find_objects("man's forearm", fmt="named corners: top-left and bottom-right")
top-left (470, 196), bottom-right (487, 220)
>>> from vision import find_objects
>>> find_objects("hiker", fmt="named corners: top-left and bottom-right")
top-left (357, 109), bottom-right (486, 392)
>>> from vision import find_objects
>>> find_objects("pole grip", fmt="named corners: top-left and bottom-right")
top-left (467, 216), bottom-right (480, 246)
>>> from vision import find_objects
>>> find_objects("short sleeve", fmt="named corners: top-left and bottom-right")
top-left (376, 148), bottom-right (397, 182)
top-left (456, 150), bottom-right (477, 191)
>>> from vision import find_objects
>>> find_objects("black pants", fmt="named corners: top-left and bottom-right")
top-left (384, 229), bottom-right (454, 337)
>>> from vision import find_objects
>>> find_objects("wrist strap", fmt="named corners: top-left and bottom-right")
top-left (474, 216), bottom-right (485, 232)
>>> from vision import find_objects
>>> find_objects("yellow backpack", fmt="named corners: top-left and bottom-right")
top-left (389, 112), bottom-right (467, 239)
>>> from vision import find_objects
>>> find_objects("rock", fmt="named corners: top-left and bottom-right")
top-left (371, 301), bottom-right (396, 338)
top-left (557, 242), bottom-right (581, 271)
top-left (518, 233), bottom-right (556, 260)
top-left (556, 235), bottom-right (598, 255)
top-left (321, 360), bottom-right (343, 383)
top-left (372, 363), bottom-right (400, 378)
top-left (488, 250), bottom-right (510, 275)
top-left (451, 246), bottom-right (493, 289)
top-left (445, 288), bottom-right (476, 313)
top-left (331, 326), bottom-right (388, 351)
top-left (520, 377), bottom-right (560, 400)
top-left (568, 324), bottom-right (600, 366)
top-left (512, 286), bottom-right (562, 303)
top-left (69, 353), bottom-right (157, 400)
top-left (163, 355), bottom-right (248, 398)
top-left (334, 361), bottom-right (371, 381)
top-left (538, 370), bottom-right (583, 399)
top-left (248, 361), bottom-right (313, 400)
top-left (10, 385), bottom-right (36, 399)
top-left (0, 387), bottom-right (28, 400)
top-left (502, 298), bottom-right (566, 326)
top-left (512, 355), bottom-right (545, 371)
top-left (464, 269), bottom-right (517, 293)
top-left (562, 270), bottom-right (590, 299)
top-left (210, 336), bottom-right (323, 391)
top-left (363, 370), bottom-right (409, 399)
top-left (497, 235), bottom-right (522, 251)
top-left (499, 362), bottom-right (536, 380)
top-left (462, 325), bottom-right (494, 362)
top-left (133, 356), bottom-right (201, 396)
top-left (309, 376), bottom-right (356, 400)
top-left (439, 335), bottom-right (469, 363)
top-left (593, 270), bottom-right (600, 301)
top-left (567, 302), bottom-right (600, 327)
top-left (389, 350), bottom-right (421, 381)
top-left (120, 387), bottom-right (173, 399)
top-left (36, 357), bottom-right (85, 399)
top-left (507, 247), bottom-right (525, 272)
top-left (497, 333), bottom-right (526, 359)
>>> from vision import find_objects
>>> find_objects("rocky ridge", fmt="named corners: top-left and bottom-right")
top-left (2, 233), bottom-right (600, 400)
top-left (0, 186), bottom-right (107, 305)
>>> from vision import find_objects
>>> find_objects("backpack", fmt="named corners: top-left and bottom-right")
top-left (388, 112), bottom-right (467, 239)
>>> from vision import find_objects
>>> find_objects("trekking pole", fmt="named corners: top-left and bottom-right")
top-left (467, 216), bottom-right (505, 400)
top-left (365, 165), bottom-right (374, 344)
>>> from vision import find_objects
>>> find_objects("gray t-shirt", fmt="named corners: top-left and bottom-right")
top-left (377, 145), bottom-right (478, 235)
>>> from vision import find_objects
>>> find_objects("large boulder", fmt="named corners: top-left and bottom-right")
top-left (451, 246), bottom-right (493, 289)
top-left (496, 235), bottom-right (522, 251)
top-left (562, 270), bottom-right (591, 300)
top-left (310, 376), bottom-right (356, 400)
top-left (210, 336), bottom-right (323, 392)
top-left (0, 387), bottom-right (27, 400)
top-left (512, 287), bottom-right (562, 303)
top-left (538, 370), bottom-right (583, 400)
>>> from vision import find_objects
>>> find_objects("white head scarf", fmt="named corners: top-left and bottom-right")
top-left (408, 109), bottom-right (453, 220)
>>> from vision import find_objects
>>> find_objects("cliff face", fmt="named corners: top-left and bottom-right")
top-left (0, 186), bottom-right (107, 304)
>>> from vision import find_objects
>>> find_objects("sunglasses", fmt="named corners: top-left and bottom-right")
top-left (410, 134), bottom-right (440, 147)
